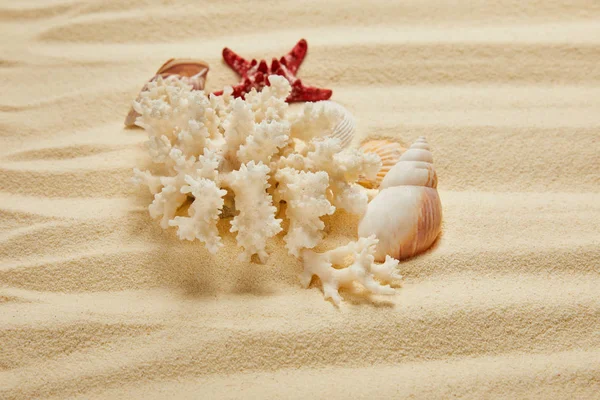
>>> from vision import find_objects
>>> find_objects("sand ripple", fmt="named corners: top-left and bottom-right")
top-left (1, 0), bottom-right (599, 399)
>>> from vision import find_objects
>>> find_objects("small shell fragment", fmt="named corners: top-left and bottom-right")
top-left (358, 140), bottom-right (406, 188)
top-left (125, 59), bottom-right (210, 127)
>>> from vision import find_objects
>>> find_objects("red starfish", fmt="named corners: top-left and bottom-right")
top-left (213, 39), bottom-right (332, 102)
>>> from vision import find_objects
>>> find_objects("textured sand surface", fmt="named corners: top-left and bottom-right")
top-left (1, 0), bottom-right (600, 398)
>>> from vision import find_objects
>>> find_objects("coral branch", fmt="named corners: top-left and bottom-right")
top-left (307, 138), bottom-right (381, 216)
top-left (132, 168), bottom-right (162, 195)
top-left (238, 120), bottom-right (290, 165)
top-left (290, 101), bottom-right (342, 142)
top-left (300, 236), bottom-right (402, 305)
top-left (223, 98), bottom-right (255, 166)
top-left (227, 161), bottom-right (283, 263)
top-left (276, 168), bottom-right (335, 256)
top-left (169, 176), bottom-right (227, 253)
top-left (244, 75), bottom-right (291, 122)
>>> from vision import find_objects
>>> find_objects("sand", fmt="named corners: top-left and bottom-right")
top-left (1, 0), bottom-right (600, 398)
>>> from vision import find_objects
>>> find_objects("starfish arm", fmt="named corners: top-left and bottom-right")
top-left (222, 47), bottom-right (251, 76)
top-left (271, 58), bottom-right (280, 72)
top-left (257, 60), bottom-right (269, 74)
top-left (282, 39), bottom-right (308, 75)
top-left (288, 80), bottom-right (332, 102)
top-left (230, 83), bottom-right (250, 98)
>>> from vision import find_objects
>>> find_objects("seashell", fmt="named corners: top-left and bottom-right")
top-left (155, 58), bottom-right (210, 90)
top-left (358, 136), bottom-right (442, 261)
top-left (380, 136), bottom-right (436, 189)
top-left (125, 59), bottom-right (210, 127)
top-left (358, 139), bottom-right (406, 188)
top-left (320, 101), bottom-right (356, 148)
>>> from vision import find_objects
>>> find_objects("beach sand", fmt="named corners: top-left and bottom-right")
top-left (1, 0), bottom-right (599, 398)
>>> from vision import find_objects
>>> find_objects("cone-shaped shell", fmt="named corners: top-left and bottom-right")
top-left (380, 136), bottom-right (437, 189)
top-left (125, 59), bottom-right (210, 127)
top-left (358, 140), bottom-right (406, 188)
top-left (320, 101), bottom-right (355, 148)
top-left (358, 136), bottom-right (442, 261)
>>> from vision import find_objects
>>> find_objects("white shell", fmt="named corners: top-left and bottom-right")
top-left (321, 101), bottom-right (356, 148)
top-left (358, 136), bottom-right (442, 261)
top-left (358, 139), bottom-right (406, 188)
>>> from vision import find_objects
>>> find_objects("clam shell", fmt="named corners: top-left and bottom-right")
top-left (357, 140), bottom-right (406, 188)
top-left (125, 59), bottom-right (210, 127)
top-left (319, 101), bottom-right (355, 148)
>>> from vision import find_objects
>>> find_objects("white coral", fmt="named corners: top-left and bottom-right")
top-left (223, 98), bottom-right (255, 167)
top-left (167, 149), bottom-right (225, 252)
top-left (134, 77), bottom-right (216, 143)
top-left (290, 101), bottom-right (342, 142)
top-left (276, 168), bottom-right (335, 256)
top-left (238, 120), bottom-right (290, 164)
top-left (139, 148), bottom-right (221, 229)
top-left (300, 235), bottom-right (402, 305)
top-left (177, 119), bottom-right (212, 158)
top-left (244, 75), bottom-right (291, 122)
top-left (132, 74), bottom-right (394, 296)
top-left (169, 176), bottom-right (226, 253)
top-left (132, 168), bottom-right (162, 195)
top-left (277, 137), bottom-right (380, 216)
top-left (307, 137), bottom-right (381, 216)
top-left (133, 75), bottom-right (294, 262)
top-left (226, 161), bottom-right (282, 262)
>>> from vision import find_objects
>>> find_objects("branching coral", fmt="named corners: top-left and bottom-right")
top-left (300, 235), bottom-right (402, 305)
top-left (275, 168), bottom-right (335, 257)
top-left (307, 137), bottom-right (381, 215)
top-left (290, 101), bottom-right (342, 142)
top-left (168, 149), bottom-right (225, 252)
top-left (169, 176), bottom-right (226, 253)
top-left (132, 74), bottom-right (390, 295)
top-left (227, 161), bottom-right (282, 262)
top-left (223, 98), bottom-right (255, 166)
top-left (238, 120), bottom-right (290, 165)
top-left (135, 147), bottom-right (215, 229)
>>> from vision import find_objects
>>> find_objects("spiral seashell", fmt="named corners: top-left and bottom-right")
top-left (380, 136), bottom-right (436, 189)
top-left (320, 101), bottom-right (356, 148)
top-left (358, 139), bottom-right (406, 188)
top-left (125, 59), bottom-right (210, 127)
top-left (358, 136), bottom-right (442, 261)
